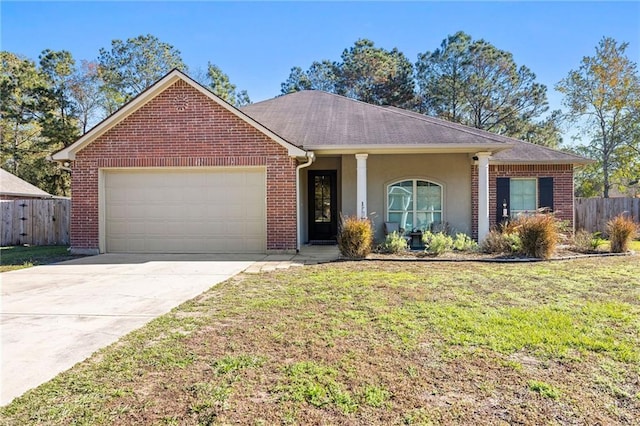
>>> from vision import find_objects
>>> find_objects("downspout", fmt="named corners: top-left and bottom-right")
top-left (296, 151), bottom-right (315, 252)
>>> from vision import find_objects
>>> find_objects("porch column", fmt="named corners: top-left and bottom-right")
top-left (476, 152), bottom-right (491, 241)
top-left (355, 153), bottom-right (368, 218)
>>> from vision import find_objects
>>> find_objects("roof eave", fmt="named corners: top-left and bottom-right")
top-left (0, 192), bottom-right (53, 199)
top-left (307, 143), bottom-right (514, 155)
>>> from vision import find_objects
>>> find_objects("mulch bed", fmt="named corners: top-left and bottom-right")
top-left (361, 246), bottom-right (636, 263)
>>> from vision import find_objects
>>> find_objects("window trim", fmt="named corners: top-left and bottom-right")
top-left (509, 177), bottom-right (538, 216)
top-left (386, 177), bottom-right (444, 231)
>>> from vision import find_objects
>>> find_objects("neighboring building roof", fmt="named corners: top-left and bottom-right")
top-left (51, 69), bottom-right (307, 162)
top-left (242, 90), bottom-right (592, 164)
top-left (241, 91), bottom-right (513, 154)
top-left (0, 169), bottom-right (52, 198)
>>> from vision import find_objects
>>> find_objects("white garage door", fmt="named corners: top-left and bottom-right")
top-left (104, 168), bottom-right (265, 253)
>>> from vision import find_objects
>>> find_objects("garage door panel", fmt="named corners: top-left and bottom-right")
top-left (246, 221), bottom-right (263, 234)
top-left (105, 168), bottom-right (266, 253)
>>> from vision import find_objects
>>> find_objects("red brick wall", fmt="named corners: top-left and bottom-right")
top-left (471, 164), bottom-right (575, 239)
top-left (71, 80), bottom-right (298, 253)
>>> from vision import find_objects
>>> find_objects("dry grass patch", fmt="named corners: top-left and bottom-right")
top-left (2, 257), bottom-right (639, 425)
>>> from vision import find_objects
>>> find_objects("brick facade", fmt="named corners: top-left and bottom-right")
top-left (70, 80), bottom-right (298, 253)
top-left (471, 164), bottom-right (574, 239)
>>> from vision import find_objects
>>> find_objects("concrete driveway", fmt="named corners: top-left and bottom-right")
top-left (0, 253), bottom-right (263, 406)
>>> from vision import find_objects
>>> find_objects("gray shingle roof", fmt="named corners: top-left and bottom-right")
top-left (0, 169), bottom-right (52, 198)
top-left (241, 90), bottom-right (591, 163)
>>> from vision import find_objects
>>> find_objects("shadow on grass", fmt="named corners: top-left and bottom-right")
top-left (0, 245), bottom-right (75, 272)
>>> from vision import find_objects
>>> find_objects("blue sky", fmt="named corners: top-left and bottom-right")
top-left (2, 1), bottom-right (639, 142)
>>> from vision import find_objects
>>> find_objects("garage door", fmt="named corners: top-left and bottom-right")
top-left (104, 168), bottom-right (265, 253)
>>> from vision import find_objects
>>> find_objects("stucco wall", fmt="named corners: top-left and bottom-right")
top-left (341, 153), bottom-right (473, 242)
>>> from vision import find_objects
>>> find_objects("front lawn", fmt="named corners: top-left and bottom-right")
top-left (2, 257), bottom-right (639, 424)
top-left (0, 245), bottom-right (75, 272)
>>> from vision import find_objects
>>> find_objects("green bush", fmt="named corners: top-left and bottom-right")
top-left (380, 231), bottom-right (409, 254)
top-left (422, 231), bottom-right (453, 255)
top-left (452, 233), bottom-right (479, 252)
top-left (337, 215), bottom-right (373, 258)
top-left (517, 214), bottom-right (559, 259)
top-left (572, 230), bottom-right (604, 253)
top-left (607, 214), bottom-right (638, 253)
top-left (481, 229), bottom-right (521, 254)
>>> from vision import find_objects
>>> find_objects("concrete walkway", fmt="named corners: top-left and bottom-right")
top-left (0, 247), bottom-right (339, 406)
top-left (246, 245), bottom-right (340, 273)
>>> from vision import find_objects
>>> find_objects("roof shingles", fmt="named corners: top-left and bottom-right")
top-left (241, 90), bottom-right (591, 164)
top-left (0, 169), bottom-right (52, 198)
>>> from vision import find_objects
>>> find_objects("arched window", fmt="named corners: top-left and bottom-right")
top-left (387, 179), bottom-right (442, 231)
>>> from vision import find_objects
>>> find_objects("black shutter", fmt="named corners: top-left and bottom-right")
top-left (496, 177), bottom-right (510, 224)
top-left (538, 177), bottom-right (554, 212)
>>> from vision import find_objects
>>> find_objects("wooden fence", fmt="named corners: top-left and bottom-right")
top-left (1, 199), bottom-right (70, 246)
top-left (575, 197), bottom-right (640, 234)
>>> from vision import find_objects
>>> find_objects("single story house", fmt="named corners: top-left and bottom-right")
top-left (52, 70), bottom-right (590, 255)
top-left (0, 169), bottom-right (54, 200)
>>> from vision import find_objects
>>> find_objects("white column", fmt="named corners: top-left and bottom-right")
top-left (355, 154), bottom-right (368, 218)
top-left (476, 152), bottom-right (491, 241)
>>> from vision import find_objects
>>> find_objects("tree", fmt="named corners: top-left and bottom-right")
top-left (281, 60), bottom-right (339, 94)
top-left (0, 51), bottom-right (72, 196)
top-left (416, 32), bottom-right (551, 140)
top-left (281, 66), bottom-right (311, 94)
top-left (38, 49), bottom-right (80, 147)
top-left (0, 52), bottom-right (44, 176)
top-left (205, 62), bottom-right (251, 107)
top-left (69, 60), bottom-right (104, 134)
top-left (338, 39), bottom-right (415, 108)
top-left (280, 39), bottom-right (415, 108)
top-left (507, 110), bottom-right (564, 149)
top-left (98, 34), bottom-right (186, 111)
top-left (415, 31), bottom-right (471, 121)
top-left (556, 37), bottom-right (640, 198)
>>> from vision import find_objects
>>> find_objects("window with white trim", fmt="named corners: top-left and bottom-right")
top-left (387, 179), bottom-right (442, 231)
top-left (510, 178), bottom-right (537, 216)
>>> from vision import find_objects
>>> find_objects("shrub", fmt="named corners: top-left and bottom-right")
top-left (517, 214), bottom-right (559, 259)
top-left (481, 229), bottom-right (521, 254)
top-left (422, 231), bottom-right (453, 255)
top-left (380, 231), bottom-right (409, 254)
top-left (337, 215), bottom-right (373, 258)
top-left (607, 214), bottom-right (638, 253)
top-left (452, 233), bottom-right (479, 252)
top-left (572, 230), bottom-right (604, 253)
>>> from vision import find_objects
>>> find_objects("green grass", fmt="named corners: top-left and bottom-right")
top-left (2, 256), bottom-right (639, 425)
top-left (528, 380), bottom-right (561, 399)
top-left (0, 245), bottom-right (74, 272)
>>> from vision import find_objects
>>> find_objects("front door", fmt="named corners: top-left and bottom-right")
top-left (308, 170), bottom-right (338, 241)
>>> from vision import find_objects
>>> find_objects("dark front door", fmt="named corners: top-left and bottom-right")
top-left (308, 170), bottom-right (338, 241)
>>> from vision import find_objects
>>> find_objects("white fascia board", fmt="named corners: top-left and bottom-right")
top-left (308, 143), bottom-right (513, 156)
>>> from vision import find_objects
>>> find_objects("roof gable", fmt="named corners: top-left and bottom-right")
top-left (52, 70), bottom-right (306, 161)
